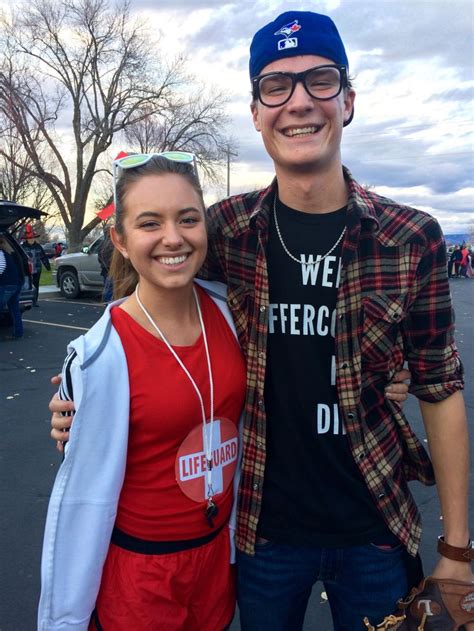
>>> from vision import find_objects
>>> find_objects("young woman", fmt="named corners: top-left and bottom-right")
top-left (38, 155), bottom-right (246, 631)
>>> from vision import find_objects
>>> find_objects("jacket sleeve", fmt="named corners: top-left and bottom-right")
top-left (59, 350), bottom-right (77, 403)
top-left (0, 250), bottom-right (6, 274)
top-left (39, 245), bottom-right (51, 271)
top-left (57, 351), bottom-right (77, 455)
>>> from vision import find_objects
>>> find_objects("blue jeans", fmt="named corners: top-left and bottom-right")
top-left (237, 539), bottom-right (422, 631)
top-left (0, 284), bottom-right (23, 337)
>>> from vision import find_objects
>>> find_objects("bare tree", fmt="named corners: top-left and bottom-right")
top-left (0, 0), bottom-right (194, 250)
top-left (124, 93), bottom-right (235, 185)
top-left (0, 118), bottom-right (55, 213)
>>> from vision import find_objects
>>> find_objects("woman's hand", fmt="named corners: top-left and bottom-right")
top-left (49, 375), bottom-right (75, 453)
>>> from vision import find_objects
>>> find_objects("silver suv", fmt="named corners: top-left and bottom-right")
top-left (54, 236), bottom-right (104, 299)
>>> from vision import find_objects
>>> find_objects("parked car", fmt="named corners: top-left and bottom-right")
top-left (0, 199), bottom-right (46, 315)
top-left (54, 235), bottom-right (104, 298)
top-left (43, 241), bottom-right (68, 259)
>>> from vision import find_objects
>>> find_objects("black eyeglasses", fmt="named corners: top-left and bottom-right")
top-left (252, 64), bottom-right (348, 108)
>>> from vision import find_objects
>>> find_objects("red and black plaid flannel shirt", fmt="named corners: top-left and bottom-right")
top-left (200, 167), bottom-right (464, 556)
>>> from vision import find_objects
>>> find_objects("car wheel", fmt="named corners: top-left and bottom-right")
top-left (59, 270), bottom-right (81, 299)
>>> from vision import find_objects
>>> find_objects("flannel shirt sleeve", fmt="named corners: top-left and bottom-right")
top-left (199, 205), bottom-right (228, 283)
top-left (403, 219), bottom-right (464, 402)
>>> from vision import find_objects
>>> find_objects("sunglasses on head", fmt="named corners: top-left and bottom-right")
top-left (112, 151), bottom-right (198, 213)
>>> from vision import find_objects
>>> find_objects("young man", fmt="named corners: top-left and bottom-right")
top-left (200, 10), bottom-right (472, 630)
top-left (50, 10), bottom-right (472, 630)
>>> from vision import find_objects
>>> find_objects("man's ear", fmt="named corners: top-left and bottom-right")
top-left (110, 226), bottom-right (129, 259)
top-left (251, 101), bottom-right (261, 132)
top-left (343, 88), bottom-right (356, 126)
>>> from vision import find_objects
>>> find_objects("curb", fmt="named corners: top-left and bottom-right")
top-left (39, 285), bottom-right (60, 295)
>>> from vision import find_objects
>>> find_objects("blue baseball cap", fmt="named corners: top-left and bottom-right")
top-left (249, 11), bottom-right (349, 79)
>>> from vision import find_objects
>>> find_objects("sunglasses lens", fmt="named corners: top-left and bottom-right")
top-left (160, 151), bottom-right (194, 163)
top-left (118, 154), bottom-right (150, 168)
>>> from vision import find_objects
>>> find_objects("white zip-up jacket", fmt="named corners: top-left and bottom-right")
top-left (38, 280), bottom-right (243, 631)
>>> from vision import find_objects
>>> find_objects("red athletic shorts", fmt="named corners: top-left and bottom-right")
top-left (88, 526), bottom-right (235, 631)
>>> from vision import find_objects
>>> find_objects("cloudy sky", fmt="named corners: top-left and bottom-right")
top-left (129, 0), bottom-right (473, 236)
top-left (1, 0), bottom-right (472, 235)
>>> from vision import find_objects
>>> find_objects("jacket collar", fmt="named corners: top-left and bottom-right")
top-left (68, 298), bottom-right (126, 368)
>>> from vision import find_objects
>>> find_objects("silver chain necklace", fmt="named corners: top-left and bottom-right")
top-left (273, 195), bottom-right (346, 265)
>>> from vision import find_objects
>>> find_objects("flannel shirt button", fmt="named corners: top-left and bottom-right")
top-left (339, 313), bottom-right (343, 320)
top-left (258, 399), bottom-right (265, 410)
top-left (391, 311), bottom-right (401, 320)
top-left (257, 441), bottom-right (263, 449)
top-left (260, 305), bottom-right (266, 313)
top-left (342, 362), bottom-right (349, 369)
top-left (253, 483), bottom-right (259, 490)
top-left (347, 412), bottom-right (355, 420)
top-left (258, 351), bottom-right (265, 359)
top-left (378, 493), bottom-right (385, 499)
top-left (358, 451), bottom-right (366, 460)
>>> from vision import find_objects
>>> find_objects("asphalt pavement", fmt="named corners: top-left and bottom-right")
top-left (0, 280), bottom-right (472, 630)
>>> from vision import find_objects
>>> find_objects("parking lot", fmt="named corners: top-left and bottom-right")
top-left (0, 280), bottom-right (473, 630)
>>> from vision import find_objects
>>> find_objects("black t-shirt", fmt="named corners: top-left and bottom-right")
top-left (258, 198), bottom-right (391, 547)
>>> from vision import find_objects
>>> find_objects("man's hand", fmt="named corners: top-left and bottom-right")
top-left (49, 375), bottom-right (75, 453)
top-left (432, 556), bottom-right (474, 631)
top-left (385, 368), bottom-right (411, 403)
top-left (419, 390), bottom-right (473, 630)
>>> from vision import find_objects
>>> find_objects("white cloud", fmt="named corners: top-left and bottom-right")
top-left (127, 0), bottom-right (474, 236)
top-left (2, 0), bottom-right (472, 234)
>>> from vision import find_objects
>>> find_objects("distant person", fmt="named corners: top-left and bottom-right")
top-left (0, 234), bottom-right (24, 338)
top-left (460, 244), bottom-right (470, 278)
top-left (452, 245), bottom-right (462, 277)
top-left (54, 242), bottom-right (62, 258)
top-left (21, 224), bottom-right (50, 306)
top-left (448, 247), bottom-right (455, 277)
top-left (464, 248), bottom-right (474, 279)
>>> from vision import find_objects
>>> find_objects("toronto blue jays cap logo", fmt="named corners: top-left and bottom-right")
top-left (274, 19), bottom-right (301, 51)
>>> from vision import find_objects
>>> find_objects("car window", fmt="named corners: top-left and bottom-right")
top-left (88, 237), bottom-right (104, 254)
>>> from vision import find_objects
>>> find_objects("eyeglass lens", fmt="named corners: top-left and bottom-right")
top-left (258, 66), bottom-right (342, 106)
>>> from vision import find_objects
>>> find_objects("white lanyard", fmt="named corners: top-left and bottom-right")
top-left (134, 284), bottom-right (215, 502)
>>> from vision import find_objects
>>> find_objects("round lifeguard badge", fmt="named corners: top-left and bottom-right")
top-left (175, 418), bottom-right (239, 502)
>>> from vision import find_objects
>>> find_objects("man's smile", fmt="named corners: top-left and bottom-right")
top-left (281, 124), bottom-right (325, 137)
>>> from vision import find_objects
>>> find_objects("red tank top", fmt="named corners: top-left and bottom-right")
top-left (111, 285), bottom-right (246, 540)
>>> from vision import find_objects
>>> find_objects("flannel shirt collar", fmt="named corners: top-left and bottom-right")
top-left (218, 167), bottom-right (380, 240)
top-left (344, 167), bottom-right (380, 231)
top-left (218, 179), bottom-right (276, 239)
